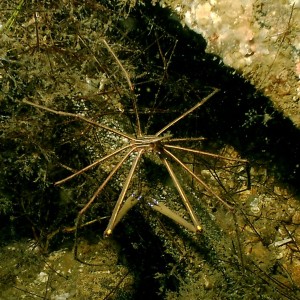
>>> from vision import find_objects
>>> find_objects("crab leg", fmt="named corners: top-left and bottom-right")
top-left (167, 137), bottom-right (206, 143)
top-left (104, 149), bottom-right (144, 236)
top-left (23, 99), bottom-right (137, 141)
top-left (164, 144), bottom-right (248, 163)
top-left (164, 148), bottom-right (234, 210)
top-left (74, 147), bottom-right (136, 264)
top-left (148, 198), bottom-right (197, 233)
top-left (110, 193), bottom-right (141, 229)
top-left (99, 38), bottom-right (142, 137)
top-left (155, 88), bottom-right (219, 136)
top-left (78, 147), bottom-right (137, 218)
top-left (160, 155), bottom-right (202, 232)
top-left (55, 144), bottom-right (132, 185)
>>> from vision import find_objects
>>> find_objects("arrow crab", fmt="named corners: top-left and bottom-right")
top-left (24, 38), bottom-right (250, 262)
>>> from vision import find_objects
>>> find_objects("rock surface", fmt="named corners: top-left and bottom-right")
top-left (158, 0), bottom-right (300, 127)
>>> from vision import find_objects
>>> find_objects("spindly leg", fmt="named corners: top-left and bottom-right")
top-left (155, 88), bottom-right (219, 136)
top-left (23, 99), bottom-right (136, 141)
top-left (78, 148), bottom-right (137, 218)
top-left (164, 148), bottom-right (234, 210)
top-left (164, 144), bottom-right (248, 164)
top-left (160, 155), bottom-right (202, 232)
top-left (148, 198), bottom-right (197, 233)
top-left (110, 193), bottom-right (141, 229)
top-left (55, 144), bottom-right (132, 185)
top-left (104, 149), bottom-right (144, 236)
top-left (74, 147), bottom-right (136, 263)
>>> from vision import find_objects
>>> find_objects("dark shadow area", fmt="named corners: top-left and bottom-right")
top-left (131, 3), bottom-right (300, 190)
top-left (112, 209), bottom-right (181, 300)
